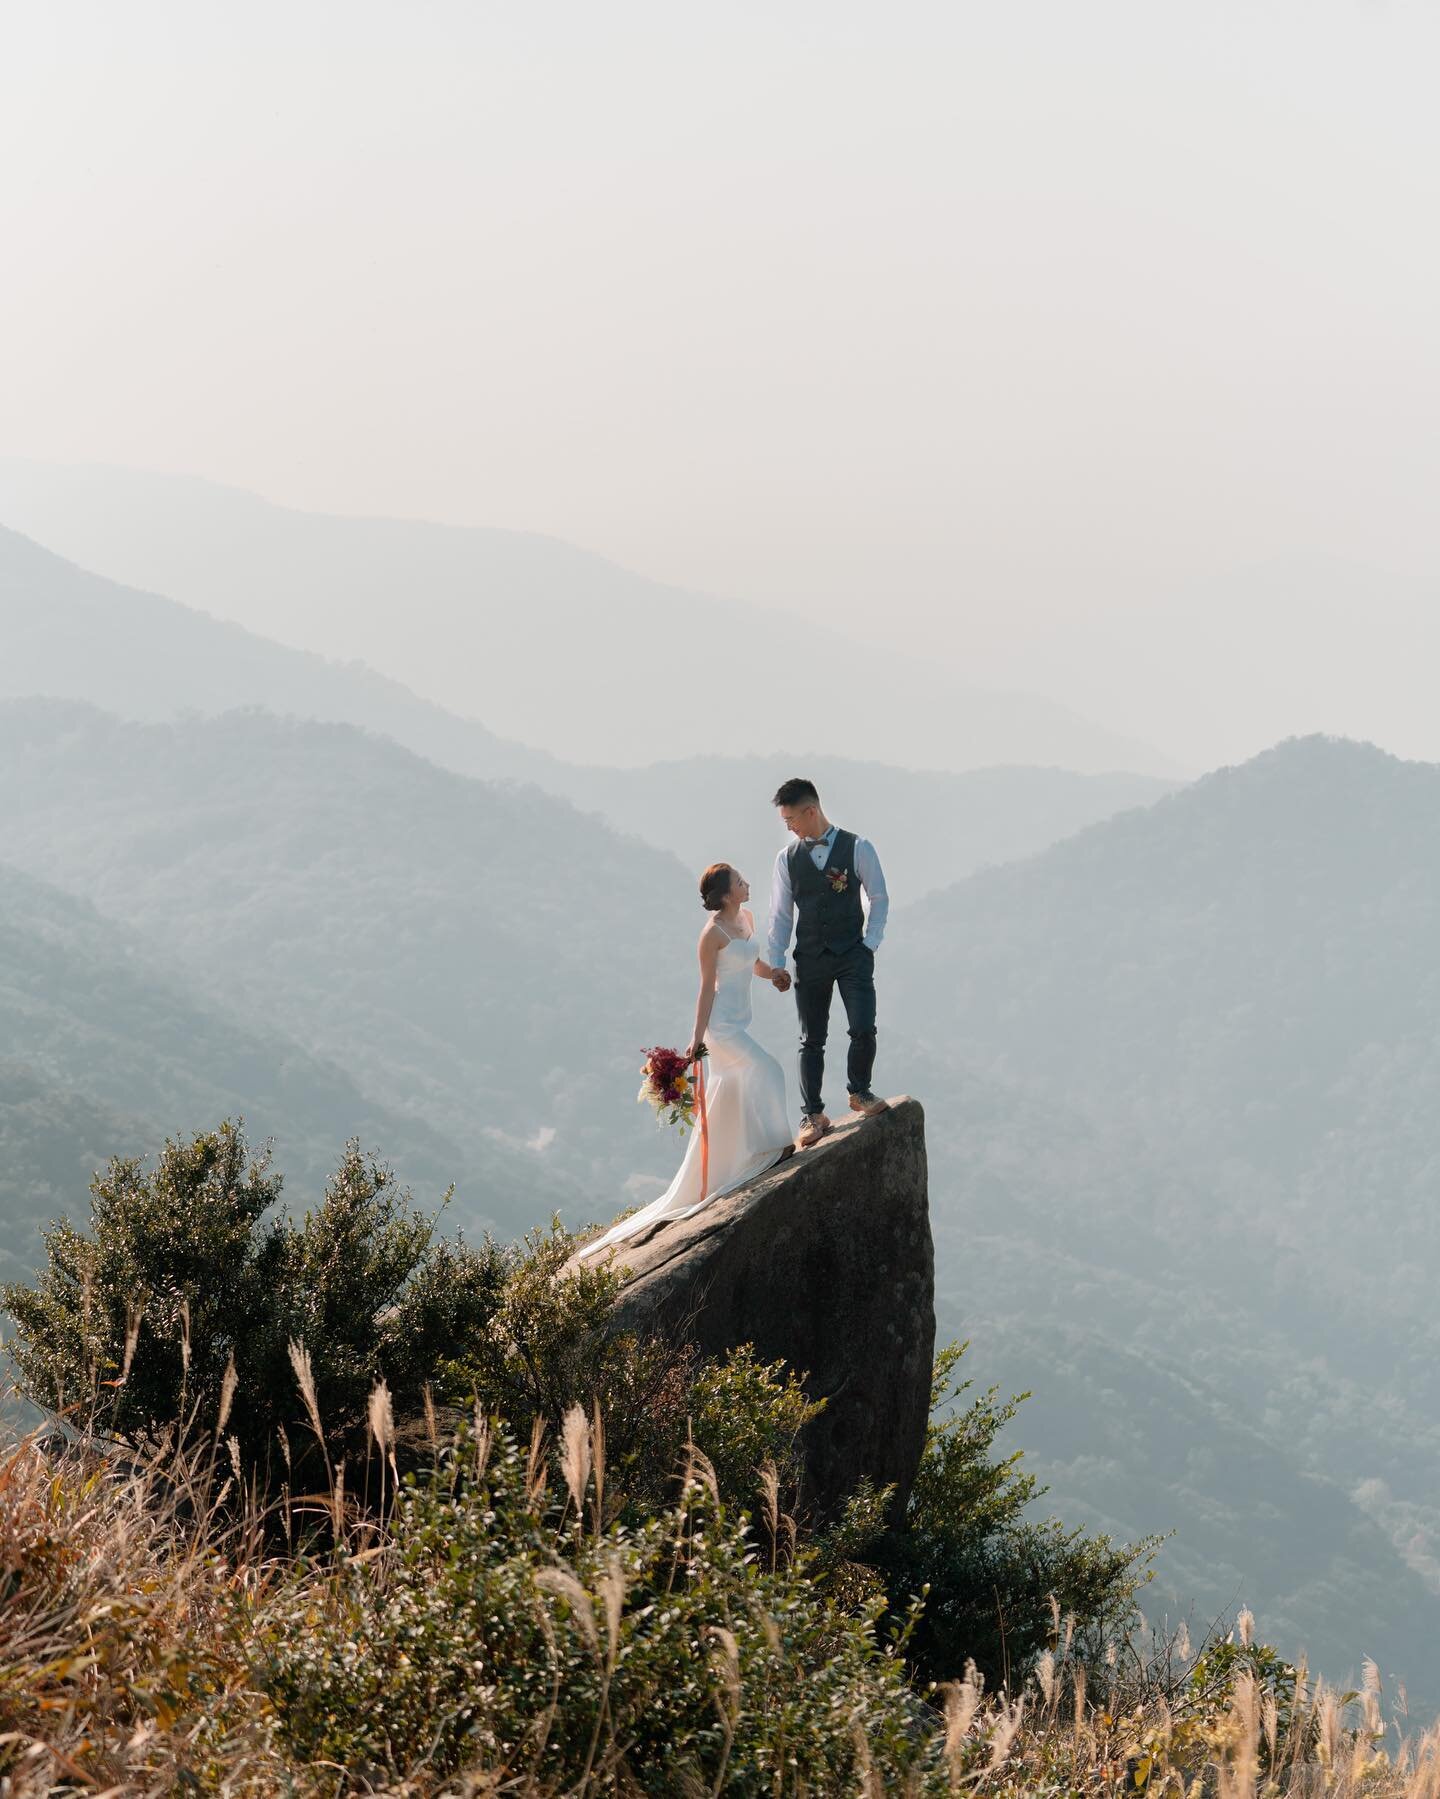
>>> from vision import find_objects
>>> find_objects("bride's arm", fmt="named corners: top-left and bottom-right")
top-left (746, 908), bottom-right (791, 990)
top-left (754, 954), bottom-right (791, 991)
top-left (686, 926), bottom-right (723, 1062)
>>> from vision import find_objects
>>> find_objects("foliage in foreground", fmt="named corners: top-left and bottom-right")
top-left (256, 1416), bottom-right (935, 1792)
top-left (1, 1121), bottom-right (1152, 1694)
top-left (0, 1118), bottom-right (1308, 1793)
top-left (4, 1402), bottom-right (1440, 1798)
top-left (1, 1122), bottom-right (506, 1479)
top-left (863, 1341), bottom-right (1163, 1688)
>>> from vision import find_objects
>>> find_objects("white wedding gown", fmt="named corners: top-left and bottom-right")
top-left (579, 924), bottom-right (792, 1260)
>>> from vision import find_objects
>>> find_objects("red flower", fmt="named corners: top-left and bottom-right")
top-left (638, 1044), bottom-right (706, 1136)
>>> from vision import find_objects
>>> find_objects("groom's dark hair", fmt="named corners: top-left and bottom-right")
top-left (772, 778), bottom-right (819, 808)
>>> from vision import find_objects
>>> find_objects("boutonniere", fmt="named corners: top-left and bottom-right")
top-left (826, 867), bottom-right (850, 893)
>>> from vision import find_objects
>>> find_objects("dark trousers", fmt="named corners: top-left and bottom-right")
top-left (794, 942), bottom-right (877, 1116)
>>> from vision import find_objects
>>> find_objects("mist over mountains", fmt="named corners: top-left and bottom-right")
top-left (894, 734), bottom-right (1440, 1332)
top-left (0, 461), bottom-right (1182, 776)
top-left (0, 854), bottom-right (549, 1284)
top-left (0, 523), bottom-right (1177, 901)
top-left (881, 739), bottom-right (1440, 1703)
top-left (0, 701), bottom-right (696, 1216)
top-left (0, 522), bottom-right (554, 784)
top-left (4, 494), bottom-right (1439, 1705)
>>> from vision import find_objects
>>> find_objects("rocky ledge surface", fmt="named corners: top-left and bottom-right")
top-left (576, 1097), bottom-right (934, 1521)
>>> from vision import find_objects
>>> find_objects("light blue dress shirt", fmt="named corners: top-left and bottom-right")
top-left (765, 823), bottom-right (890, 972)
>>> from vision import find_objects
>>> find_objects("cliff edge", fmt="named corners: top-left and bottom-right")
top-left (577, 1097), bottom-right (935, 1520)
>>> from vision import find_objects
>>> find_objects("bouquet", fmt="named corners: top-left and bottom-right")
top-left (638, 1044), bottom-right (707, 1134)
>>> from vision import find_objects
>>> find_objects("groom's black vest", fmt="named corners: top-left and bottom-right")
top-left (790, 828), bottom-right (865, 961)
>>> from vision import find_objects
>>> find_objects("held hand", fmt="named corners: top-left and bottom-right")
top-left (770, 969), bottom-right (792, 993)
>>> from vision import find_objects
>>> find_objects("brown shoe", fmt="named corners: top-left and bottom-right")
top-left (796, 1112), bottom-right (832, 1149)
top-left (848, 1092), bottom-right (889, 1117)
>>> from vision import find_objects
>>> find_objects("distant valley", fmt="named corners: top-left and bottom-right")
top-left (882, 738), bottom-right (1440, 1705)
top-left (5, 499), bottom-right (1438, 1707)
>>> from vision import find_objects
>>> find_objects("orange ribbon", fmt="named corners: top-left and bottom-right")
top-left (693, 1054), bottom-right (710, 1203)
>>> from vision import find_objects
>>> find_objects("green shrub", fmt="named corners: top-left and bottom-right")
top-left (442, 1223), bottom-right (821, 1522)
top-left (252, 1417), bottom-right (947, 1794)
top-left (4, 1119), bottom-right (1418, 1796)
top-left (4, 1408), bottom-right (1425, 1799)
top-left (4, 1123), bottom-right (1155, 1730)
top-left (443, 1219), bottom-right (686, 1452)
top-left (2, 1122), bottom-right (507, 1479)
top-left (439, 1217), bottom-right (698, 1516)
top-left (860, 1342), bottom-right (1158, 1689)
top-left (688, 1343), bottom-right (821, 1513)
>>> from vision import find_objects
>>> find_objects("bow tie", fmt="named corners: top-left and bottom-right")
top-left (805, 837), bottom-right (829, 850)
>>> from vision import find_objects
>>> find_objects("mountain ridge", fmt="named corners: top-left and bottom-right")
top-left (0, 522), bottom-right (1181, 900)
top-left (0, 854), bottom-right (562, 1281)
top-left (0, 459), bottom-right (1185, 775)
top-left (0, 701), bottom-right (700, 1214)
top-left (879, 730), bottom-right (1440, 1704)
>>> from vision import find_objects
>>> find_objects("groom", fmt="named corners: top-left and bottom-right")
top-left (765, 777), bottom-right (890, 1148)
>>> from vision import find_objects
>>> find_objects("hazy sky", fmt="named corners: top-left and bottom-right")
top-left (4, 2), bottom-right (1438, 768)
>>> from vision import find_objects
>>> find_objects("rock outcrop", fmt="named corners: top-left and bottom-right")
top-left (580, 1098), bottom-right (934, 1521)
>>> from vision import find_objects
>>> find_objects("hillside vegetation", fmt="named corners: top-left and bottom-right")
top-left (5, 701), bottom-right (1440, 1706)
top-left (7, 534), bottom-right (1440, 1714)
top-left (0, 854), bottom-right (562, 1282)
top-left (1, 1122), bottom-right (1171, 1796)
top-left (883, 736), bottom-right (1440, 1708)
top-left (0, 1063), bottom-right (141, 1291)
top-left (0, 702), bottom-right (696, 1218)
top-left (8, 1393), bottom-right (1432, 1797)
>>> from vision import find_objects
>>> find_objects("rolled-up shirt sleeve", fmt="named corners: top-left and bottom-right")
top-left (856, 838), bottom-right (889, 952)
top-left (766, 846), bottom-right (795, 970)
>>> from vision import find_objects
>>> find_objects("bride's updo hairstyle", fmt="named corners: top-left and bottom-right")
top-left (699, 863), bottom-right (734, 911)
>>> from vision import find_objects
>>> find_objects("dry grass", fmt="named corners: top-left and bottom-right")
top-left (0, 1391), bottom-right (285, 1795)
top-left (4, 1377), bottom-right (1440, 1798)
top-left (931, 1649), bottom-right (1440, 1799)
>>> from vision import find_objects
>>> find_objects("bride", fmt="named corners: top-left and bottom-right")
top-left (579, 861), bottom-right (795, 1260)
